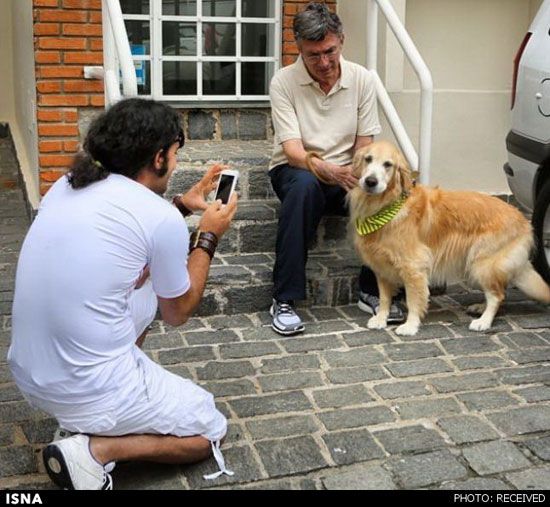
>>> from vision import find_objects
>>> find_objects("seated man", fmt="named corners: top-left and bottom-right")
top-left (269, 2), bottom-right (404, 335)
top-left (8, 98), bottom-right (238, 490)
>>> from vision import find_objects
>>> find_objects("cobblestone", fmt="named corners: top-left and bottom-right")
top-left (389, 449), bottom-right (469, 488)
top-left (321, 465), bottom-right (397, 490)
top-left (437, 415), bottom-right (500, 444)
top-left (322, 429), bottom-right (385, 465)
top-left (373, 425), bottom-right (447, 454)
top-left (318, 406), bottom-right (395, 431)
top-left (505, 466), bottom-right (550, 490)
top-left (463, 441), bottom-right (531, 475)
top-left (2, 138), bottom-right (550, 490)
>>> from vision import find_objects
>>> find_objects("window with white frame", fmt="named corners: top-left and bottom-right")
top-left (119, 0), bottom-right (281, 101)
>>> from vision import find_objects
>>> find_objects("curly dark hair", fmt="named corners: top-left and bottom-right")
top-left (68, 98), bottom-right (184, 189)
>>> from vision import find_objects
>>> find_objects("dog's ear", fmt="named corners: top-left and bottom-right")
top-left (396, 150), bottom-right (413, 193)
top-left (352, 146), bottom-right (369, 177)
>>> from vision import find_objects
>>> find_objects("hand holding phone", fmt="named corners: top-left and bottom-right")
top-left (214, 169), bottom-right (239, 205)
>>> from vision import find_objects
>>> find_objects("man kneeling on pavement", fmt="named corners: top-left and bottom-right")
top-left (8, 98), bottom-right (238, 490)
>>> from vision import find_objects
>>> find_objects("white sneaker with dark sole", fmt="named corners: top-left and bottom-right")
top-left (43, 434), bottom-right (114, 490)
top-left (358, 291), bottom-right (405, 323)
top-left (270, 299), bottom-right (305, 336)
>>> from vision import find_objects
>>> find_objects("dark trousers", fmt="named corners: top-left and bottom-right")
top-left (270, 163), bottom-right (378, 301)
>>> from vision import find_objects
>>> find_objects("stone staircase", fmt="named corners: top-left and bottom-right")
top-left (166, 140), bottom-right (361, 318)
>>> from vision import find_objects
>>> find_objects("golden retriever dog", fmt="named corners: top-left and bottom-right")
top-left (349, 141), bottom-right (550, 336)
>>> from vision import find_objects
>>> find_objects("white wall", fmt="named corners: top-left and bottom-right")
top-left (6, 0), bottom-right (40, 208)
top-left (338, 0), bottom-right (543, 193)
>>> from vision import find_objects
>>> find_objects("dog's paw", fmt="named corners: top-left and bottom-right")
top-left (395, 322), bottom-right (419, 336)
top-left (367, 315), bottom-right (387, 329)
top-left (469, 317), bottom-right (492, 332)
top-left (467, 303), bottom-right (486, 315)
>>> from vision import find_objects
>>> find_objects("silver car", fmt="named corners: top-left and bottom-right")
top-left (505, 0), bottom-right (550, 282)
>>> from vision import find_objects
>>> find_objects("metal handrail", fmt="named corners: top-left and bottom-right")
top-left (367, 0), bottom-right (433, 184)
top-left (102, 0), bottom-right (138, 106)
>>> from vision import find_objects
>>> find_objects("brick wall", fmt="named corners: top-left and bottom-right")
top-left (33, 0), bottom-right (103, 195)
top-left (282, 0), bottom-right (337, 66)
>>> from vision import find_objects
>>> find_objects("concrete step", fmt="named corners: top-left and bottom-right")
top-left (167, 140), bottom-right (359, 316)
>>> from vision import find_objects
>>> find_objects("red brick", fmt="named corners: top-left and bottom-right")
top-left (39, 140), bottom-right (63, 153)
top-left (63, 0), bottom-right (101, 9)
top-left (283, 54), bottom-right (297, 66)
top-left (40, 10), bottom-right (87, 23)
top-left (90, 94), bottom-right (105, 107)
top-left (64, 110), bottom-right (78, 122)
top-left (35, 51), bottom-right (61, 64)
top-left (34, 23), bottom-right (60, 36)
top-left (40, 170), bottom-right (67, 183)
top-left (38, 37), bottom-right (87, 50)
top-left (39, 155), bottom-right (75, 168)
top-left (89, 38), bottom-right (104, 51)
top-left (37, 80), bottom-right (62, 93)
top-left (89, 11), bottom-right (102, 23)
top-left (34, 0), bottom-right (59, 6)
top-left (39, 66), bottom-right (83, 78)
top-left (283, 41), bottom-right (299, 55)
top-left (64, 52), bottom-right (103, 64)
top-left (283, 28), bottom-right (295, 42)
top-left (63, 141), bottom-right (80, 152)
top-left (62, 23), bottom-right (103, 36)
top-left (40, 183), bottom-right (53, 196)
top-left (64, 80), bottom-right (104, 93)
top-left (37, 110), bottom-right (63, 122)
top-left (38, 124), bottom-right (79, 137)
top-left (283, 16), bottom-right (294, 28)
top-left (39, 94), bottom-right (89, 106)
top-left (284, 4), bottom-right (298, 15)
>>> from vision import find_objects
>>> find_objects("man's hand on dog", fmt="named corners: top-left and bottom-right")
top-left (314, 160), bottom-right (358, 191)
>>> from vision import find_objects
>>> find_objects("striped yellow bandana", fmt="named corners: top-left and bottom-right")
top-left (355, 193), bottom-right (408, 236)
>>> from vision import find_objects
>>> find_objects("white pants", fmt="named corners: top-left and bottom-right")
top-left (25, 281), bottom-right (227, 442)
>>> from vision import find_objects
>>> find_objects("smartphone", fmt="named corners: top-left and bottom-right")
top-left (214, 169), bottom-right (239, 205)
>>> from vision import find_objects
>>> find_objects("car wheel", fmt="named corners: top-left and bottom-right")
top-left (532, 177), bottom-right (550, 285)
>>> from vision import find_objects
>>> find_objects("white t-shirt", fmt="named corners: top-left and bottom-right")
top-left (269, 55), bottom-right (382, 170)
top-left (8, 173), bottom-right (190, 407)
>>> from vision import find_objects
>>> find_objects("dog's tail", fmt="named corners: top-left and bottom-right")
top-left (513, 264), bottom-right (550, 304)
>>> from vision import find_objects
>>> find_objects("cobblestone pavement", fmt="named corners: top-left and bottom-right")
top-left (1, 139), bottom-right (550, 490)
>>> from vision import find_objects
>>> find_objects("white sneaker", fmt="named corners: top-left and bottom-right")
top-left (270, 299), bottom-right (305, 336)
top-left (43, 434), bottom-right (114, 490)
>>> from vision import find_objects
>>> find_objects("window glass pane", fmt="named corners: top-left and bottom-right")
top-left (242, 23), bottom-right (275, 57)
top-left (162, 0), bottom-right (197, 16)
top-left (120, 0), bottom-right (149, 14)
top-left (242, 0), bottom-right (275, 18)
top-left (202, 0), bottom-right (236, 17)
top-left (135, 60), bottom-right (151, 95)
top-left (163, 22), bottom-right (197, 55)
top-left (203, 62), bottom-right (235, 95)
top-left (125, 20), bottom-right (150, 54)
top-left (241, 62), bottom-right (273, 95)
top-left (163, 62), bottom-right (197, 95)
top-left (203, 23), bottom-right (235, 56)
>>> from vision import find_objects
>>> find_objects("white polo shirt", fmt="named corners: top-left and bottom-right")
top-left (269, 55), bottom-right (381, 170)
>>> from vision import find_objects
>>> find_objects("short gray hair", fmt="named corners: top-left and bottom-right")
top-left (293, 2), bottom-right (343, 43)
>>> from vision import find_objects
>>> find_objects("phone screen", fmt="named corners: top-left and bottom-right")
top-left (215, 174), bottom-right (235, 204)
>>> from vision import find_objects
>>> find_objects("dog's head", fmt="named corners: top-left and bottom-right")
top-left (352, 141), bottom-right (413, 195)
